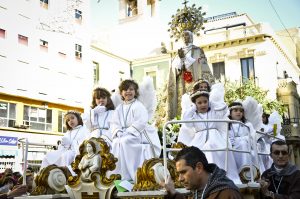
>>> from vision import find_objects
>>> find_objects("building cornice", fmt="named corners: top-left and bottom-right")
top-left (0, 93), bottom-right (83, 112)
top-left (90, 44), bottom-right (131, 63)
top-left (201, 34), bottom-right (266, 51)
top-left (201, 34), bottom-right (299, 72)
top-left (132, 54), bottom-right (170, 66)
top-left (0, 127), bottom-right (64, 136)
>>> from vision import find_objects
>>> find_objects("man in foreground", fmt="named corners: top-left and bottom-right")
top-left (259, 140), bottom-right (300, 198)
top-left (161, 146), bottom-right (242, 199)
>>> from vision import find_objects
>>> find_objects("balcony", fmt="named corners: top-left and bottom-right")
top-left (200, 23), bottom-right (274, 46)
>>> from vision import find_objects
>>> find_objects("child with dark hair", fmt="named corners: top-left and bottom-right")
top-left (83, 87), bottom-right (114, 146)
top-left (180, 90), bottom-right (241, 184)
top-left (110, 79), bottom-right (161, 181)
top-left (228, 101), bottom-right (263, 179)
top-left (192, 79), bottom-right (211, 92)
top-left (41, 111), bottom-right (89, 170)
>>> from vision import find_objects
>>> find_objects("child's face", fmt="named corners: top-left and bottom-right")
top-left (262, 115), bottom-right (268, 124)
top-left (66, 114), bottom-right (79, 129)
top-left (199, 82), bottom-right (209, 91)
top-left (121, 85), bottom-right (136, 101)
top-left (231, 108), bottom-right (244, 120)
top-left (95, 96), bottom-right (107, 106)
top-left (195, 96), bottom-right (209, 113)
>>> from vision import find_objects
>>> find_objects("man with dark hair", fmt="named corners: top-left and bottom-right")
top-left (161, 146), bottom-right (242, 199)
top-left (259, 140), bottom-right (300, 198)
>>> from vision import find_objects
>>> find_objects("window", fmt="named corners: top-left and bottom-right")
top-left (23, 105), bottom-right (52, 131)
top-left (58, 111), bottom-right (66, 133)
top-left (126, 0), bottom-right (138, 17)
top-left (0, 102), bottom-right (16, 128)
top-left (18, 34), bottom-right (28, 46)
top-left (0, 28), bottom-right (5, 39)
top-left (39, 39), bottom-right (48, 52)
top-left (75, 9), bottom-right (82, 24)
top-left (147, 0), bottom-right (155, 17)
top-left (146, 71), bottom-right (157, 89)
top-left (212, 62), bottom-right (225, 81)
top-left (240, 57), bottom-right (254, 82)
top-left (75, 44), bottom-right (82, 59)
top-left (93, 62), bottom-right (100, 84)
top-left (282, 104), bottom-right (290, 125)
top-left (40, 0), bottom-right (48, 9)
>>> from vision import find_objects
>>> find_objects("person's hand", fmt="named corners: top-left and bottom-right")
top-left (61, 137), bottom-right (70, 147)
top-left (7, 185), bottom-right (27, 198)
top-left (258, 179), bottom-right (271, 196)
top-left (93, 105), bottom-right (106, 114)
top-left (83, 161), bottom-right (89, 169)
top-left (160, 175), bottom-right (176, 196)
top-left (230, 137), bottom-right (235, 146)
top-left (114, 130), bottom-right (126, 138)
top-left (178, 48), bottom-right (185, 59)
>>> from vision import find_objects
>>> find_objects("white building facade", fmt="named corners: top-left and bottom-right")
top-left (0, 0), bottom-right (93, 172)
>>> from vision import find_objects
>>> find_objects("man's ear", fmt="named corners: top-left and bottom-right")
top-left (195, 162), bottom-right (204, 173)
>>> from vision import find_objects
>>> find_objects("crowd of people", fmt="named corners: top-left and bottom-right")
top-left (0, 168), bottom-right (34, 199)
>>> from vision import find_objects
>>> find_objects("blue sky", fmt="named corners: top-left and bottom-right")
top-left (90, 0), bottom-right (299, 31)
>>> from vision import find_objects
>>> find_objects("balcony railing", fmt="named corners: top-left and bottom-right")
top-left (200, 23), bottom-right (274, 46)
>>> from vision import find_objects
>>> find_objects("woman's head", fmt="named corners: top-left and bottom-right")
top-left (193, 79), bottom-right (211, 92)
top-left (91, 87), bottom-right (114, 110)
top-left (190, 91), bottom-right (210, 113)
top-left (85, 140), bottom-right (96, 154)
top-left (65, 111), bottom-right (83, 130)
top-left (228, 102), bottom-right (245, 122)
top-left (119, 79), bottom-right (139, 101)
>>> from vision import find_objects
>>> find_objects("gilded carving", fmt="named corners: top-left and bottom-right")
top-left (133, 158), bottom-right (183, 191)
top-left (68, 137), bottom-right (121, 187)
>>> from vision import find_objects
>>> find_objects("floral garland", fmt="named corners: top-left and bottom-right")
top-left (183, 70), bottom-right (193, 83)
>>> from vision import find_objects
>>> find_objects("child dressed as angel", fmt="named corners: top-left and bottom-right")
top-left (181, 85), bottom-right (242, 184)
top-left (110, 79), bottom-right (161, 181)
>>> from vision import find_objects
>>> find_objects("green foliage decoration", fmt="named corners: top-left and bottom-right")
top-left (224, 79), bottom-right (286, 115)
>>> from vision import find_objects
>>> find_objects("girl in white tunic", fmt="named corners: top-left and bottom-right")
top-left (111, 79), bottom-right (161, 181)
top-left (178, 79), bottom-right (211, 145)
top-left (181, 90), bottom-right (241, 184)
top-left (83, 87), bottom-right (114, 147)
top-left (41, 111), bottom-right (89, 169)
top-left (228, 102), bottom-right (258, 172)
top-left (228, 101), bottom-right (264, 178)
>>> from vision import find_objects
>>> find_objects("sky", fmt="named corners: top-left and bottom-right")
top-left (90, 0), bottom-right (300, 32)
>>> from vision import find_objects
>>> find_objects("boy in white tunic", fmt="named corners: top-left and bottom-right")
top-left (111, 79), bottom-right (161, 181)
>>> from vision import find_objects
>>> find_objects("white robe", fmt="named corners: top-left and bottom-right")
top-left (259, 123), bottom-right (275, 170)
top-left (229, 122), bottom-right (257, 170)
top-left (83, 108), bottom-right (114, 147)
top-left (110, 99), bottom-right (161, 181)
top-left (181, 106), bottom-right (241, 184)
top-left (41, 125), bottom-right (89, 168)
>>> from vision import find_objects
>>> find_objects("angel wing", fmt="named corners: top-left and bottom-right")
top-left (242, 96), bottom-right (263, 131)
top-left (209, 82), bottom-right (226, 110)
top-left (181, 93), bottom-right (193, 117)
top-left (111, 90), bottom-right (122, 109)
top-left (138, 76), bottom-right (157, 121)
